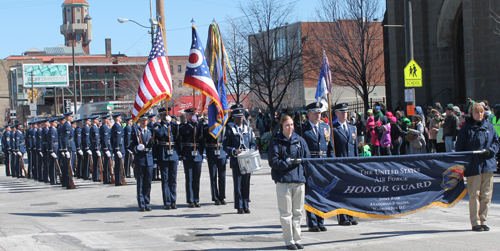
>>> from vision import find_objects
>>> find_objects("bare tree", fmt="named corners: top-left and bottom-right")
top-left (234, 0), bottom-right (305, 125)
top-left (224, 21), bottom-right (250, 105)
top-left (310, 0), bottom-right (385, 112)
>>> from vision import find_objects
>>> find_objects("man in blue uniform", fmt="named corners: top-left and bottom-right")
top-left (100, 115), bottom-right (112, 184)
top-left (69, 118), bottom-right (77, 178)
top-left (223, 106), bottom-right (256, 214)
top-left (59, 112), bottom-right (75, 188)
top-left (295, 102), bottom-right (335, 232)
top-left (148, 113), bottom-right (160, 181)
top-left (81, 117), bottom-right (92, 180)
top-left (111, 113), bottom-right (125, 186)
top-left (48, 118), bottom-right (59, 185)
top-left (15, 123), bottom-right (27, 178)
top-left (10, 125), bottom-right (19, 177)
top-left (179, 108), bottom-right (205, 208)
top-left (2, 124), bottom-right (11, 177)
top-left (154, 107), bottom-right (181, 209)
top-left (123, 117), bottom-right (133, 178)
top-left (36, 120), bottom-right (44, 182)
top-left (41, 119), bottom-right (50, 183)
top-left (203, 112), bottom-right (227, 206)
top-left (30, 122), bottom-right (39, 180)
top-left (90, 116), bottom-right (101, 182)
top-left (74, 119), bottom-right (83, 178)
top-left (332, 102), bottom-right (359, 226)
top-left (130, 114), bottom-right (154, 212)
top-left (26, 122), bottom-right (33, 179)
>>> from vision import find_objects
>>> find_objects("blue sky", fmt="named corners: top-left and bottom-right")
top-left (0, 0), bottom-right (385, 59)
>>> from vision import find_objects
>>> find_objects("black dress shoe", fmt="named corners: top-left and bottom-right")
top-left (244, 208), bottom-right (251, 214)
top-left (139, 207), bottom-right (145, 212)
top-left (308, 226), bottom-right (320, 232)
top-left (482, 225), bottom-right (490, 231)
top-left (237, 208), bottom-right (245, 214)
top-left (215, 200), bottom-right (221, 205)
top-left (220, 199), bottom-right (227, 205)
top-left (171, 204), bottom-right (177, 209)
top-left (350, 220), bottom-right (358, 225)
top-left (188, 203), bottom-right (195, 208)
top-left (145, 206), bottom-right (152, 211)
top-left (295, 243), bottom-right (304, 249)
top-left (319, 225), bottom-right (327, 231)
top-left (286, 244), bottom-right (298, 250)
top-left (472, 226), bottom-right (484, 231)
top-left (165, 205), bottom-right (171, 210)
top-left (339, 221), bottom-right (352, 226)
top-left (194, 202), bottom-right (201, 208)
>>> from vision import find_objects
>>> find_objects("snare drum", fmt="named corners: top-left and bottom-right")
top-left (237, 150), bottom-right (262, 175)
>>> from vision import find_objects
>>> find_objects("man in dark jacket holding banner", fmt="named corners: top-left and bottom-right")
top-left (295, 102), bottom-right (334, 232)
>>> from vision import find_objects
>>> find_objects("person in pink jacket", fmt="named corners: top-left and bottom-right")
top-left (366, 117), bottom-right (380, 156)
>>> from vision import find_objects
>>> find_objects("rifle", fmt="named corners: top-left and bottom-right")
top-left (67, 153), bottom-right (77, 189)
top-left (109, 155), bottom-right (115, 184)
top-left (129, 150), bottom-right (135, 169)
top-left (119, 157), bottom-right (127, 185)
top-left (54, 155), bottom-right (63, 183)
top-left (88, 152), bottom-right (93, 174)
top-left (98, 154), bottom-right (103, 182)
top-left (19, 153), bottom-right (28, 177)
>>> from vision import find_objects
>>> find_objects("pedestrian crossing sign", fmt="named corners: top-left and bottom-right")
top-left (404, 59), bottom-right (422, 87)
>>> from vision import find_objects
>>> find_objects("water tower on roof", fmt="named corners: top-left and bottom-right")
top-left (60, 0), bottom-right (92, 54)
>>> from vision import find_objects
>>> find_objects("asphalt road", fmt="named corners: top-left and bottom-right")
top-left (0, 157), bottom-right (499, 251)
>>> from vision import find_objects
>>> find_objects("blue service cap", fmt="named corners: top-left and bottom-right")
top-left (232, 108), bottom-right (244, 117)
top-left (64, 111), bottom-right (73, 116)
top-left (101, 115), bottom-right (110, 119)
top-left (112, 113), bottom-right (122, 118)
top-left (147, 113), bottom-right (157, 118)
top-left (305, 102), bottom-right (323, 113)
top-left (230, 103), bottom-right (243, 110)
top-left (57, 116), bottom-right (65, 121)
top-left (88, 115), bottom-right (99, 120)
top-left (4, 124), bottom-right (10, 128)
top-left (125, 117), bottom-right (133, 121)
top-left (333, 102), bottom-right (349, 112)
top-left (138, 114), bottom-right (148, 120)
top-left (49, 118), bottom-right (59, 122)
top-left (184, 108), bottom-right (195, 114)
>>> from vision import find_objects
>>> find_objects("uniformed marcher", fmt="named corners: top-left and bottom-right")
top-left (148, 113), bottom-right (160, 181)
top-left (111, 113), bottom-right (125, 186)
top-left (74, 119), bottom-right (83, 178)
top-left (130, 114), bottom-right (154, 212)
top-left (90, 116), bottom-right (101, 182)
top-left (81, 117), bottom-right (92, 180)
top-left (36, 120), bottom-right (44, 182)
top-left (10, 125), bottom-right (18, 177)
top-left (123, 117), bottom-right (133, 178)
top-left (2, 124), bottom-right (11, 176)
top-left (100, 115), bottom-right (112, 184)
top-left (31, 122), bottom-right (39, 180)
top-left (47, 118), bottom-right (59, 185)
top-left (60, 112), bottom-right (75, 188)
top-left (154, 107), bottom-right (181, 209)
top-left (57, 117), bottom-right (66, 184)
top-left (295, 102), bottom-right (334, 232)
top-left (14, 123), bottom-right (26, 178)
top-left (179, 108), bottom-right (205, 208)
top-left (223, 106), bottom-right (256, 214)
top-left (203, 113), bottom-right (227, 205)
top-left (41, 119), bottom-right (50, 183)
top-left (332, 102), bottom-right (359, 226)
top-left (26, 122), bottom-right (33, 179)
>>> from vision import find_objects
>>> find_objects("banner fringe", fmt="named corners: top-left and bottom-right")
top-left (305, 188), bottom-right (468, 220)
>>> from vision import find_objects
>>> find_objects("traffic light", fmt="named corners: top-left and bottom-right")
top-left (28, 90), bottom-right (32, 100)
top-left (33, 89), bottom-right (38, 98)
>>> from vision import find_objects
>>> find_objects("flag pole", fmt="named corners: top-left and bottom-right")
top-left (193, 89), bottom-right (196, 152)
top-left (328, 93), bottom-right (336, 156)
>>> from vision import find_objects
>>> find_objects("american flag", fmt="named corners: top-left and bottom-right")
top-left (183, 26), bottom-right (222, 118)
top-left (132, 28), bottom-right (172, 122)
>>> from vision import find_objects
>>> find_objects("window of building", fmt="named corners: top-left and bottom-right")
top-left (170, 65), bottom-right (173, 74)
top-left (76, 8), bottom-right (80, 12)
top-left (80, 68), bottom-right (84, 75)
top-left (105, 96), bottom-right (111, 101)
top-left (86, 83), bottom-right (91, 89)
top-left (93, 98), bottom-right (99, 102)
top-left (105, 82), bottom-right (110, 88)
top-left (77, 19), bottom-right (81, 24)
top-left (112, 68), bottom-right (117, 74)
top-left (84, 8), bottom-right (87, 13)
top-left (93, 83), bottom-right (97, 89)
top-left (178, 80), bottom-right (182, 87)
top-left (86, 67), bottom-right (91, 74)
top-left (105, 67), bottom-right (109, 74)
top-left (81, 83), bottom-right (85, 89)
top-left (67, 8), bottom-right (70, 12)
top-left (178, 65), bottom-right (182, 72)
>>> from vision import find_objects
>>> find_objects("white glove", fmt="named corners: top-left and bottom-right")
top-left (39, 152), bottom-right (43, 157)
top-left (78, 150), bottom-right (83, 156)
top-left (137, 144), bottom-right (145, 151)
top-left (51, 152), bottom-right (57, 158)
top-left (226, 158), bottom-right (229, 164)
top-left (117, 152), bottom-right (122, 159)
top-left (178, 160), bottom-right (182, 165)
top-left (106, 151), bottom-right (111, 157)
top-left (128, 150), bottom-right (133, 154)
top-left (166, 115), bottom-right (172, 122)
top-left (66, 152), bottom-right (71, 158)
top-left (191, 115), bottom-right (198, 122)
top-left (17, 152), bottom-right (22, 157)
top-left (153, 164), bottom-right (157, 168)
top-left (87, 150), bottom-right (92, 155)
top-left (96, 151), bottom-right (101, 157)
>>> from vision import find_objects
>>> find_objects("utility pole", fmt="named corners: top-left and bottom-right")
top-left (156, 0), bottom-right (167, 52)
top-left (73, 43), bottom-right (78, 116)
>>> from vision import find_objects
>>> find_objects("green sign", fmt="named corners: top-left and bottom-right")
top-left (22, 64), bottom-right (69, 88)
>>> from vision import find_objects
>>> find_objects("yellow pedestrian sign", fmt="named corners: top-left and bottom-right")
top-left (404, 59), bottom-right (422, 87)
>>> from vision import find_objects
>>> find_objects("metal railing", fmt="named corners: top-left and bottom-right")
top-left (42, 87), bottom-right (132, 97)
top-left (68, 73), bottom-right (139, 81)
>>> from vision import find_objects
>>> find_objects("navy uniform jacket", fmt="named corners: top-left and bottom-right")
top-left (10, 131), bottom-right (17, 151)
top-left (332, 121), bottom-right (358, 157)
top-left (60, 122), bottom-right (73, 152)
top-left (129, 125), bottom-right (154, 166)
top-left (154, 121), bottom-right (181, 162)
top-left (124, 124), bottom-right (132, 150)
top-left (90, 124), bottom-right (100, 151)
top-left (47, 127), bottom-right (58, 153)
top-left (179, 121), bottom-right (205, 162)
top-left (30, 128), bottom-right (36, 151)
top-left (74, 126), bottom-right (82, 152)
top-left (81, 125), bottom-right (90, 151)
top-left (68, 125), bottom-right (76, 152)
top-left (25, 129), bottom-right (32, 151)
top-left (100, 124), bottom-right (111, 152)
top-left (111, 122), bottom-right (125, 154)
top-left (15, 130), bottom-right (26, 153)
top-left (295, 121), bottom-right (334, 157)
top-left (37, 128), bottom-right (42, 151)
top-left (42, 127), bottom-right (49, 152)
top-left (203, 124), bottom-right (227, 159)
top-left (223, 122), bottom-right (256, 168)
top-left (2, 131), bottom-right (11, 152)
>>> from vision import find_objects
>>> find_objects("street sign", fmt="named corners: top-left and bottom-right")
top-left (407, 105), bottom-right (415, 116)
top-left (41, 87), bottom-right (46, 94)
top-left (107, 104), bottom-right (114, 110)
top-left (404, 59), bottom-right (422, 87)
top-left (22, 64), bottom-right (69, 88)
top-left (30, 110), bottom-right (37, 117)
top-left (404, 89), bottom-right (414, 102)
top-left (30, 104), bottom-right (37, 111)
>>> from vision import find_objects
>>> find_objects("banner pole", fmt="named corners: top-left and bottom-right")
top-left (328, 93), bottom-right (336, 156)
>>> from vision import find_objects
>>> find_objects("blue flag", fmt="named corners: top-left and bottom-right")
top-left (208, 55), bottom-right (229, 137)
top-left (304, 152), bottom-right (472, 219)
top-left (315, 52), bottom-right (331, 112)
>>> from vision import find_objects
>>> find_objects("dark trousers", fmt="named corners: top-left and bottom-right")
top-left (37, 151), bottom-right (43, 181)
top-left (159, 160), bottom-right (178, 206)
top-left (49, 155), bottom-right (57, 185)
top-left (102, 155), bottom-right (111, 184)
top-left (76, 152), bottom-right (82, 178)
top-left (380, 147), bottom-right (392, 156)
top-left (232, 165), bottom-right (251, 209)
top-left (124, 150), bottom-right (132, 177)
top-left (27, 151), bottom-right (32, 179)
top-left (92, 151), bottom-right (101, 181)
top-left (391, 138), bottom-right (402, 156)
top-left (183, 159), bottom-right (202, 203)
top-left (4, 151), bottom-right (10, 176)
top-left (307, 211), bottom-right (325, 228)
top-left (31, 150), bottom-right (37, 180)
top-left (114, 153), bottom-right (124, 185)
top-left (43, 151), bottom-right (49, 182)
top-left (207, 156), bottom-right (226, 202)
top-left (11, 152), bottom-right (17, 177)
top-left (136, 164), bottom-right (153, 208)
top-left (338, 214), bottom-right (354, 223)
top-left (60, 153), bottom-right (69, 188)
top-left (82, 151), bottom-right (90, 179)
